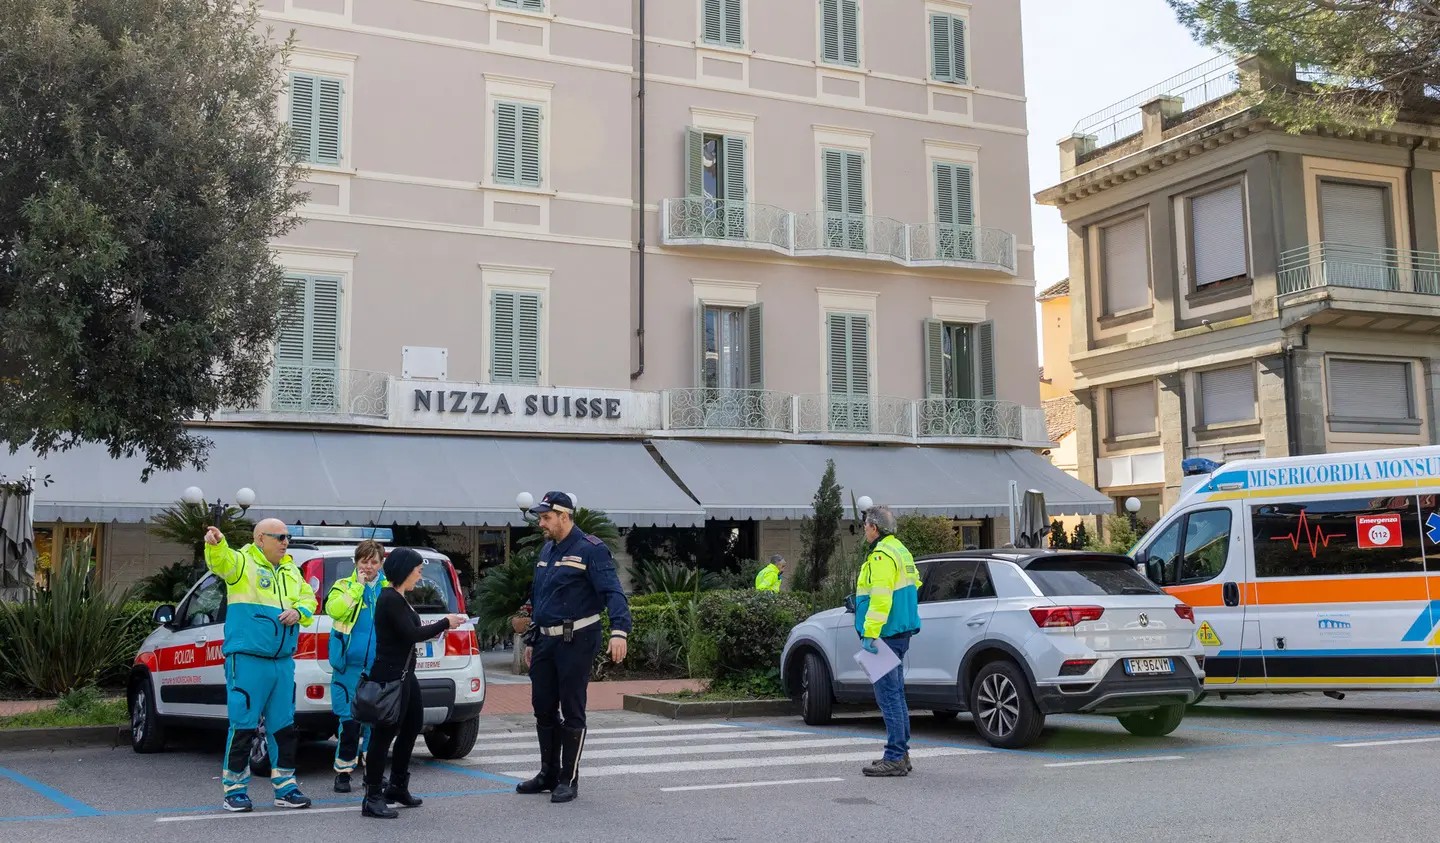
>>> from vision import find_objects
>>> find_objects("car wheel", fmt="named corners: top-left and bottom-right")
top-left (970, 660), bottom-right (1045, 749)
top-left (1117, 704), bottom-right (1186, 737)
top-left (129, 676), bottom-right (167, 754)
top-left (424, 716), bottom-right (481, 760)
top-left (250, 721), bottom-right (272, 778)
top-left (800, 651), bottom-right (834, 725)
top-left (931, 709), bottom-right (960, 722)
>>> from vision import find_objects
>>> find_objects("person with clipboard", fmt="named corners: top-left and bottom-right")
top-left (852, 505), bottom-right (921, 778)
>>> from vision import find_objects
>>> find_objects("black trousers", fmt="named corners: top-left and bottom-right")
top-left (530, 625), bottom-right (602, 730)
top-left (364, 672), bottom-right (423, 789)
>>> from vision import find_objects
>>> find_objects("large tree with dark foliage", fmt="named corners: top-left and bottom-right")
top-left (0, 0), bottom-right (304, 477)
top-left (1169, 0), bottom-right (1440, 129)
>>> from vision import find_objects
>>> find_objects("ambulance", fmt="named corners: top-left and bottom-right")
top-left (1131, 445), bottom-right (1440, 693)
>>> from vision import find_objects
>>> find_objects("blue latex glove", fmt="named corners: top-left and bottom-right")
top-left (861, 637), bottom-right (878, 654)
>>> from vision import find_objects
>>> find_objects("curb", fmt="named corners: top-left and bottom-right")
top-left (622, 694), bottom-right (798, 719)
top-left (0, 725), bottom-right (128, 752)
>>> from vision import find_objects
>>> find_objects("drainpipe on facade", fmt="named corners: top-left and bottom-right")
top-left (630, 0), bottom-right (648, 381)
top-left (1283, 325), bottom-right (1310, 456)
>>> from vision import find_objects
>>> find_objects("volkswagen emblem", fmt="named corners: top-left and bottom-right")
top-left (1138, 613), bottom-right (1150, 627)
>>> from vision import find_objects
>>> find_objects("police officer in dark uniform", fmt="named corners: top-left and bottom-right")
top-left (514, 491), bottom-right (631, 804)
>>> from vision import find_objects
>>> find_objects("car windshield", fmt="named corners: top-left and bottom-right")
top-left (323, 554), bottom-right (459, 613)
top-left (1025, 556), bottom-right (1164, 597)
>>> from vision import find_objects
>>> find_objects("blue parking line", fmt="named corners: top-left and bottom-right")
top-left (0, 766), bottom-right (101, 817)
top-left (424, 759), bottom-right (525, 784)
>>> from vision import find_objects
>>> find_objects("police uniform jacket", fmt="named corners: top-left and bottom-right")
top-left (531, 528), bottom-right (632, 634)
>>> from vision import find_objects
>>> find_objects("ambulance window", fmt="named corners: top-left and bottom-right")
top-left (1180, 509), bottom-right (1231, 584)
top-left (1142, 520), bottom-right (1183, 585)
top-left (177, 574), bottom-right (226, 629)
top-left (1252, 495), bottom-right (1425, 578)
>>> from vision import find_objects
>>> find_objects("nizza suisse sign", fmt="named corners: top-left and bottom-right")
top-left (394, 380), bottom-right (661, 434)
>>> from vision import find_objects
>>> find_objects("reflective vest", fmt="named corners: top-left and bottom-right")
top-left (204, 539), bottom-right (317, 659)
top-left (854, 534), bottom-right (921, 640)
top-left (755, 563), bottom-right (781, 593)
top-left (325, 573), bottom-right (387, 671)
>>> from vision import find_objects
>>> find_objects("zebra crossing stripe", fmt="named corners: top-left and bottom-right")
top-left (480, 736), bottom-right (884, 766)
top-left (499, 746), bottom-right (985, 778)
top-left (457, 729), bottom-right (798, 752)
top-left (471, 723), bottom-right (739, 741)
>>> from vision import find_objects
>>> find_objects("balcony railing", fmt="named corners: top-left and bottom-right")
top-left (664, 388), bottom-right (793, 433)
top-left (1277, 242), bottom-right (1440, 296)
top-left (917, 398), bottom-right (1024, 439)
top-left (798, 393), bottom-right (915, 437)
top-left (225, 366), bottom-right (391, 418)
top-left (1073, 54), bottom-right (1239, 151)
top-left (660, 197), bottom-right (1016, 274)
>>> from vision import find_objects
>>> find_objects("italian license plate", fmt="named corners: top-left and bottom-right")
top-left (1124, 657), bottom-right (1174, 676)
top-left (414, 642), bottom-right (434, 660)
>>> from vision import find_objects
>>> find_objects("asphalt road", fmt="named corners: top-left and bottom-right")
top-left (3, 692), bottom-right (1439, 842)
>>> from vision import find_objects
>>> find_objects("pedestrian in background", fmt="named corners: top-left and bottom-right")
top-left (514, 491), bottom-right (631, 804)
top-left (854, 505), bottom-right (921, 777)
top-left (204, 521), bottom-right (318, 812)
top-left (755, 554), bottom-right (786, 592)
top-left (361, 548), bottom-right (465, 819)
top-left (326, 539), bottom-right (387, 793)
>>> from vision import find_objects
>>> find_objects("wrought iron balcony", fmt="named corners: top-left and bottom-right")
top-left (796, 393), bottom-right (915, 438)
top-left (664, 388), bottom-right (793, 433)
top-left (659, 198), bottom-right (1016, 274)
top-left (916, 398), bottom-right (1024, 440)
top-left (220, 367), bottom-right (391, 418)
top-left (1278, 242), bottom-right (1440, 296)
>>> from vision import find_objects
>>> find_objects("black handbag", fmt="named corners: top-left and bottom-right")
top-left (353, 667), bottom-right (406, 727)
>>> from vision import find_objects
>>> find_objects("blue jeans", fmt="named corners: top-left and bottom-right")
top-left (872, 635), bottom-right (911, 761)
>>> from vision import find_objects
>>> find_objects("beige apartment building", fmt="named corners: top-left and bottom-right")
top-left (4, 0), bottom-right (1108, 588)
top-left (1036, 55), bottom-right (1440, 520)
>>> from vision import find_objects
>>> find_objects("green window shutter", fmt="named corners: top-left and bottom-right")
top-left (848, 314), bottom-right (870, 397)
top-left (685, 127), bottom-right (705, 198)
top-left (827, 313), bottom-right (850, 396)
top-left (516, 292), bottom-right (541, 384)
top-left (518, 104), bottom-right (543, 187)
top-left (923, 318), bottom-right (945, 400)
top-left (494, 102), bottom-right (519, 184)
top-left (843, 151), bottom-right (865, 215)
top-left (315, 77), bottom-right (343, 165)
top-left (951, 16), bottom-right (967, 83)
top-left (521, 0), bottom-right (545, 10)
top-left (491, 290), bottom-right (517, 382)
top-left (823, 149), bottom-right (846, 214)
top-left (840, 0), bottom-right (859, 65)
top-left (703, 0), bottom-right (723, 44)
top-left (288, 74), bottom-right (316, 162)
top-left (976, 319), bottom-right (996, 401)
top-left (935, 163), bottom-right (975, 260)
top-left (821, 0), bottom-right (840, 64)
top-left (276, 276), bottom-right (309, 365)
top-left (307, 276), bottom-right (342, 410)
top-left (935, 163), bottom-right (955, 225)
top-left (745, 302), bottom-right (763, 389)
top-left (496, 0), bottom-right (518, 6)
top-left (695, 303), bottom-right (707, 387)
top-left (722, 133), bottom-right (747, 236)
top-left (952, 164), bottom-right (974, 225)
top-left (930, 14), bottom-right (952, 81)
top-left (723, 0), bottom-right (743, 46)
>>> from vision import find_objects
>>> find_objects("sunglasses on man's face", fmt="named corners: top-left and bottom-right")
top-left (263, 532), bottom-right (291, 543)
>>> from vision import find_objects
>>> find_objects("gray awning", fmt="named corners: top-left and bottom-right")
top-left (650, 440), bottom-right (1114, 520)
top-left (0, 429), bottom-right (705, 528)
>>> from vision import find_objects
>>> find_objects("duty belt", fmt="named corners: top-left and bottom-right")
top-left (538, 614), bottom-right (602, 641)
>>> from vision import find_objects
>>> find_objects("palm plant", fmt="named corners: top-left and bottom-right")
top-left (629, 558), bottom-right (718, 595)
top-left (148, 501), bottom-right (255, 566)
top-left (472, 547), bottom-right (538, 641)
top-left (516, 507), bottom-right (621, 552)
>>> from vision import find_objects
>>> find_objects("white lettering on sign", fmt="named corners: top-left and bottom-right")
top-left (174, 649), bottom-right (195, 666)
top-left (1246, 457), bottom-right (1440, 489)
top-left (206, 644), bottom-right (223, 663)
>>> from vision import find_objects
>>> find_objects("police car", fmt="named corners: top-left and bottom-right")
top-left (127, 526), bottom-right (485, 771)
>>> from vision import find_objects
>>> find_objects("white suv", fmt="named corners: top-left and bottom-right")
top-left (127, 529), bottom-right (485, 770)
top-left (780, 550), bottom-right (1204, 748)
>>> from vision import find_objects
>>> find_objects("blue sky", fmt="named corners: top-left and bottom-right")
top-left (1022, 0), bottom-right (1219, 347)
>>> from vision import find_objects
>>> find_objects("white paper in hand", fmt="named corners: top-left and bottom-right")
top-left (853, 637), bottom-right (902, 684)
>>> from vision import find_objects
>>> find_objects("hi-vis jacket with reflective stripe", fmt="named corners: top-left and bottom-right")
top-left (204, 539), bottom-right (317, 659)
top-left (325, 573), bottom-right (387, 670)
top-left (854, 534), bottom-right (921, 640)
top-left (755, 563), bottom-right (781, 593)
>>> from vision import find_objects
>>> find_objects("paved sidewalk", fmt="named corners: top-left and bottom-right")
top-left (482, 679), bottom-right (704, 715)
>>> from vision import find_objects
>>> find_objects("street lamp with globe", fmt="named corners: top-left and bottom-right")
top-left (1124, 496), bottom-right (1142, 531)
top-left (183, 485), bottom-right (257, 528)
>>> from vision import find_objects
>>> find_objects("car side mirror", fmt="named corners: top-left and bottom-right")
top-left (153, 605), bottom-right (175, 626)
top-left (843, 594), bottom-right (857, 614)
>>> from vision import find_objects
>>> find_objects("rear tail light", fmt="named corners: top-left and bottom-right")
top-left (1029, 606), bottom-right (1105, 628)
top-left (295, 632), bottom-right (322, 659)
top-left (1059, 659), bottom-right (1096, 676)
top-left (306, 685), bottom-right (325, 700)
top-left (1174, 604), bottom-right (1195, 623)
top-left (445, 629), bottom-right (479, 657)
top-left (470, 678), bottom-right (483, 693)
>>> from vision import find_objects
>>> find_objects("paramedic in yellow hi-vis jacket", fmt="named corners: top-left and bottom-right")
top-left (204, 520), bottom-right (319, 813)
top-left (854, 505), bottom-right (921, 777)
top-left (325, 539), bottom-right (387, 793)
top-left (754, 554), bottom-right (786, 592)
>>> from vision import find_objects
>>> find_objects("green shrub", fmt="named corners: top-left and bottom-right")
top-left (628, 591), bottom-right (698, 608)
top-left (896, 515), bottom-right (963, 558)
top-left (630, 558), bottom-right (717, 595)
top-left (136, 560), bottom-right (206, 603)
top-left (1084, 515), bottom-right (1149, 554)
top-left (0, 540), bottom-right (140, 696)
top-left (472, 548), bottom-right (537, 641)
top-left (697, 590), bottom-right (813, 680)
top-left (709, 559), bottom-right (766, 591)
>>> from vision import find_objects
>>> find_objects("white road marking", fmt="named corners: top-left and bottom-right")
top-left (478, 736), bottom-right (883, 766)
top-left (460, 729), bottom-right (798, 752)
top-left (1334, 736), bottom-right (1440, 748)
top-left (1044, 755), bottom-right (1184, 768)
top-left (156, 807), bottom-right (355, 823)
top-left (661, 777), bottom-right (844, 792)
top-left (500, 746), bottom-right (985, 778)
top-left (470, 723), bottom-right (739, 741)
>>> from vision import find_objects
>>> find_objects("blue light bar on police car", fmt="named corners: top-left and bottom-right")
top-left (289, 525), bottom-right (394, 543)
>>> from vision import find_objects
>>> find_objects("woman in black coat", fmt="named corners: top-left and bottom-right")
top-left (362, 548), bottom-right (465, 819)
